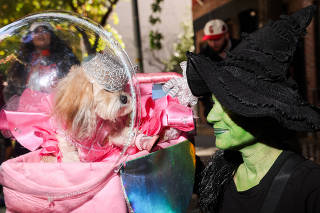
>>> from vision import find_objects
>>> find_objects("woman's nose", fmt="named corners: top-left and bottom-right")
top-left (207, 101), bottom-right (224, 124)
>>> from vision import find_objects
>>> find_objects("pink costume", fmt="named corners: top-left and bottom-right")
top-left (0, 73), bottom-right (194, 212)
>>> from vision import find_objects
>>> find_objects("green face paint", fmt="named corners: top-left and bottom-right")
top-left (207, 95), bottom-right (283, 191)
top-left (207, 95), bottom-right (256, 150)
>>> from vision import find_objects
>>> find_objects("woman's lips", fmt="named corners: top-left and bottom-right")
top-left (214, 128), bottom-right (229, 135)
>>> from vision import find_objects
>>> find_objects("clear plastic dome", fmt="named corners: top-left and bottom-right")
top-left (0, 11), bottom-right (140, 164)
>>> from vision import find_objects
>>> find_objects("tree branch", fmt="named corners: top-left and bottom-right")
top-left (92, 0), bottom-right (120, 51)
top-left (100, 0), bottom-right (119, 26)
top-left (68, 0), bottom-right (77, 12)
top-left (75, 26), bottom-right (96, 54)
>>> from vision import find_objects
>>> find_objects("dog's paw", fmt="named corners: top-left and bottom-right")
top-left (135, 134), bottom-right (159, 152)
top-left (40, 155), bottom-right (57, 163)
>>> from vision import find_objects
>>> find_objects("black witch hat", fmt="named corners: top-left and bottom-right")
top-left (186, 5), bottom-right (320, 132)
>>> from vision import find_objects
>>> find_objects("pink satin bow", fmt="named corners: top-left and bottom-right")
top-left (139, 86), bottom-right (194, 136)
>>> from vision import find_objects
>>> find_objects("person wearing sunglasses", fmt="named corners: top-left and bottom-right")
top-left (3, 22), bottom-right (79, 101)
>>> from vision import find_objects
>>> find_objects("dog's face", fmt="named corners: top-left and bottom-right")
top-left (93, 82), bottom-right (132, 122)
top-left (54, 66), bottom-right (133, 139)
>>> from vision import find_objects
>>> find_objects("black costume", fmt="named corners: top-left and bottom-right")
top-left (220, 151), bottom-right (320, 213)
top-left (185, 5), bottom-right (320, 213)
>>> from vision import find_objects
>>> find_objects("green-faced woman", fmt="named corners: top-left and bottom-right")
top-left (180, 5), bottom-right (320, 213)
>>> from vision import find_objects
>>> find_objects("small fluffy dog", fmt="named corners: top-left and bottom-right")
top-left (43, 53), bottom-right (135, 162)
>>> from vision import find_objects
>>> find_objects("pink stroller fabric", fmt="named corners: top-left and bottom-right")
top-left (1, 150), bottom-right (127, 212)
top-left (1, 137), bottom-right (185, 213)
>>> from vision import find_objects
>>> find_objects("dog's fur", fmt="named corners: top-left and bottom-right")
top-left (43, 65), bottom-right (133, 162)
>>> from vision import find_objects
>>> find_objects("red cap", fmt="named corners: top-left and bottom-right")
top-left (202, 19), bottom-right (228, 41)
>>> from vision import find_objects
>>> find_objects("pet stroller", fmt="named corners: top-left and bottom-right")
top-left (0, 72), bottom-right (196, 213)
top-left (0, 12), bottom-right (195, 213)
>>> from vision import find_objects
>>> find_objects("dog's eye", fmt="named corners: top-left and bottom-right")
top-left (120, 95), bottom-right (128, 104)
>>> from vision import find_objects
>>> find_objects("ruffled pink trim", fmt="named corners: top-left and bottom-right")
top-left (0, 81), bottom-right (194, 162)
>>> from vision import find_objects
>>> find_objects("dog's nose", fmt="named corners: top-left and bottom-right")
top-left (120, 95), bottom-right (128, 104)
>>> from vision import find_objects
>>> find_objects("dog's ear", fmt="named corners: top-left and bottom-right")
top-left (54, 65), bottom-right (96, 139)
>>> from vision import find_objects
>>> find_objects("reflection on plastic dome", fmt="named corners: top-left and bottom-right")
top-left (17, 21), bottom-right (80, 94)
top-left (0, 11), bottom-right (138, 163)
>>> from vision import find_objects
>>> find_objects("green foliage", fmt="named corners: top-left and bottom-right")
top-left (149, 30), bottom-right (163, 50)
top-left (0, 36), bottom-right (22, 77)
top-left (163, 21), bottom-right (195, 73)
top-left (151, 0), bottom-right (163, 13)
top-left (0, 0), bottom-right (67, 27)
top-left (149, 0), bottom-right (164, 51)
top-left (147, 0), bottom-right (194, 73)
top-left (0, 0), bottom-right (123, 49)
top-left (149, 15), bottom-right (161, 25)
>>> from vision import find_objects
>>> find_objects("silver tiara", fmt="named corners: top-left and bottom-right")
top-left (82, 53), bottom-right (130, 92)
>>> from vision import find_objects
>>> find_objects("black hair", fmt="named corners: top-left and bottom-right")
top-left (19, 26), bottom-right (76, 66)
top-left (199, 149), bottom-right (242, 212)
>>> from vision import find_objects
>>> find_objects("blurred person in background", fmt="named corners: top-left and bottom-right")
top-left (3, 21), bottom-right (79, 102)
top-left (200, 19), bottom-right (239, 62)
top-left (2, 22), bottom-right (79, 158)
top-left (199, 19), bottom-right (240, 120)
